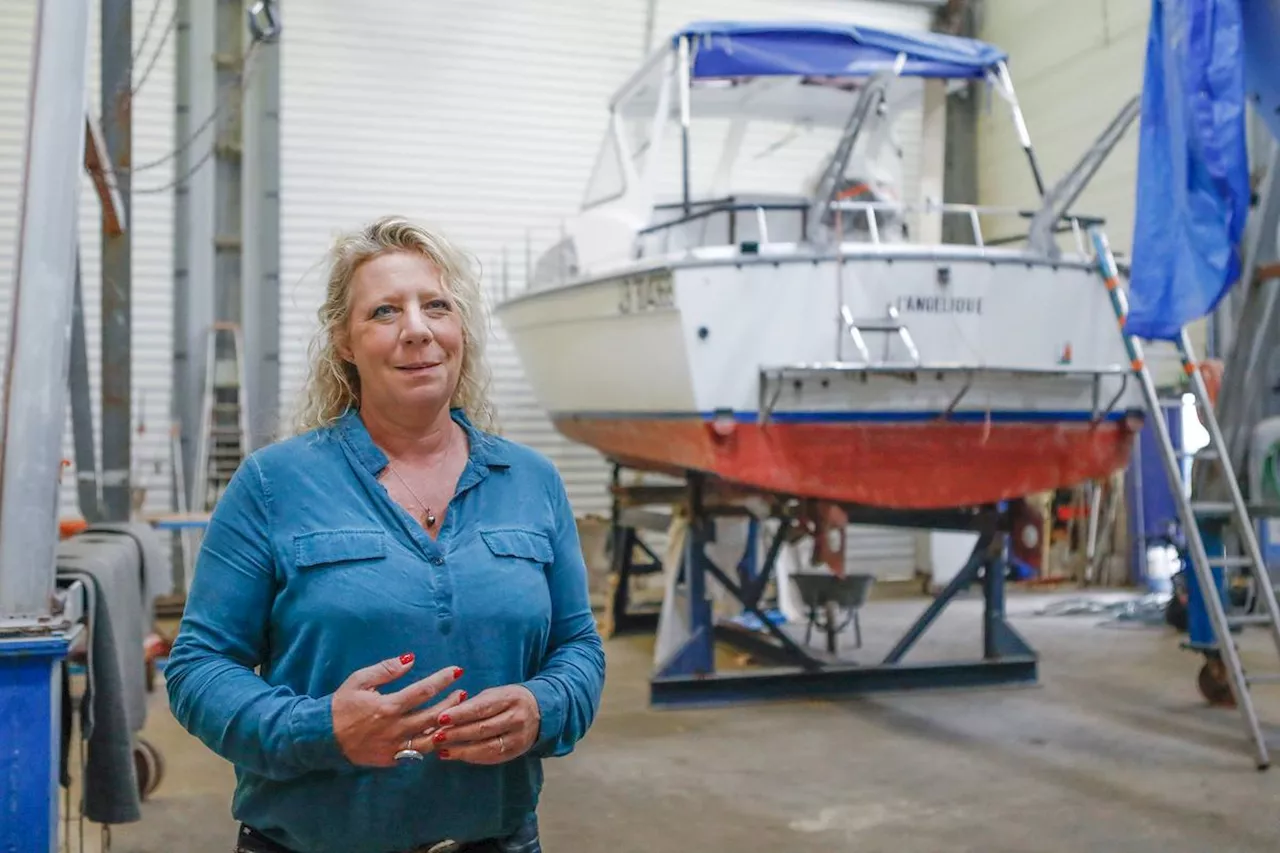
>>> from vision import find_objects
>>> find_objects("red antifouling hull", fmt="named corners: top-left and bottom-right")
top-left (554, 415), bottom-right (1138, 510)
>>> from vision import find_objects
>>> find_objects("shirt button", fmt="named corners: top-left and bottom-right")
top-left (431, 556), bottom-right (444, 565)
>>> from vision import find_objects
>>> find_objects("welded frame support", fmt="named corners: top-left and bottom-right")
top-left (100, 0), bottom-right (133, 521)
top-left (0, 4), bottom-right (92, 851)
top-left (649, 488), bottom-right (1038, 708)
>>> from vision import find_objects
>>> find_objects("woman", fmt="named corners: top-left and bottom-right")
top-left (165, 215), bottom-right (607, 853)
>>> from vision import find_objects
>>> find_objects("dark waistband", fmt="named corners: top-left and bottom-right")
top-left (236, 824), bottom-right (498, 853)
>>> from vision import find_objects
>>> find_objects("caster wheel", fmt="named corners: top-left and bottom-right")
top-left (133, 737), bottom-right (165, 801)
top-left (1198, 658), bottom-right (1236, 708)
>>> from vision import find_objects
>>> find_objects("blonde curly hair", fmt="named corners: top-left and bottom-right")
top-left (293, 215), bottom-right (496, 434)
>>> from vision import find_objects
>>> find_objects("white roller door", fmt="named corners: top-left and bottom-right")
top-left (0, 1), bottom-right (175, 519)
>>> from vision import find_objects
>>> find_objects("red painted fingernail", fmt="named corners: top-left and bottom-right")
top-left (439, 713), bottom-right (452, 726)
top-left (459, 691), bottom-right (468, 701)
top-left (453, 667), bottom-right (463, 679)
top-left (433, 732), bottom-right (447, 743)
top-left (438, 749), bottom-right (450, 758)
top-left (399, 653), bottom-right (414, 665)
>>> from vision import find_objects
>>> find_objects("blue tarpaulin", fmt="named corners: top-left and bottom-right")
top-left (671, 21), bottom-right (1008, 81)
top-left (1126, 0), bottom-right (1250, 341)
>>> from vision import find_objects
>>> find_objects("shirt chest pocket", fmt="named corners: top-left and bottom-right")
top-left (479, 528), bottom-right (553, 572)
top-left (292, 529), bottom-right (388, 571)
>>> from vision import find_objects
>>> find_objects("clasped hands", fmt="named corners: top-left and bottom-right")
top-left (331, 652), bottom-right (541, 767)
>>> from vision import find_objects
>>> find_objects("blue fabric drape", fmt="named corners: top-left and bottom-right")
top-left (1126, 0), bottom-right (1249, 341)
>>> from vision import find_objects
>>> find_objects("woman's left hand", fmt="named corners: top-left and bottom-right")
top-left (431, 685), bottom-right (541, 764)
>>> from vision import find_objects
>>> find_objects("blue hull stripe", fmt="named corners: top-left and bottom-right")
top-left (551, 409), bottom-right (1132, 425)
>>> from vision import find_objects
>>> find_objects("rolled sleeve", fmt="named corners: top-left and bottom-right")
top-left (165, 457), bottom-right (351, 780)
top-left (520, 468), bottom-right (606, 757)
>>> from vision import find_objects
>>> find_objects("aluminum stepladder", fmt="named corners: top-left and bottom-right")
top-left (1091, 227), bottom-right (1280, 770)
top-left (193, 322), bottom-right (250, 512)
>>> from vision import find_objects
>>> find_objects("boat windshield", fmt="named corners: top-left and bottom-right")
top-left (581, 68), bottom-right (923, 214)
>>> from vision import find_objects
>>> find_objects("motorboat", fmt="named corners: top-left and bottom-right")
top-left (493, 21), bottom-right (1144, 511)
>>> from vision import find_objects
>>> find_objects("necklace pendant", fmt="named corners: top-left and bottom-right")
top-left (425, 511), bottom-right (437, 527)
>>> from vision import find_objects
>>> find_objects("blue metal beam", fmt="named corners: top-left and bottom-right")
top-left (651, 658), bottom-right (1037, 708)
top-left (647, 488), bottom-right (1039, 705)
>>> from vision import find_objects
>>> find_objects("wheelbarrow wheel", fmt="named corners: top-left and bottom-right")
top-left (133, 737), bottom-right (165, 800)
top-left (1197, 657), bottom-right (1236, 708)
top-left (825, 600), bottom-right (840, 653)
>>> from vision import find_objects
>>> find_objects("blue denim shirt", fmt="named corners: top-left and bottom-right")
top-left (165, 408), bottom-right (606, 853)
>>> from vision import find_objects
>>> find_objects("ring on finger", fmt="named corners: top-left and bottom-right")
top-left (498, 734), bottom-right (506, 754)
top-left (395, 737), bottom-right (424, 762)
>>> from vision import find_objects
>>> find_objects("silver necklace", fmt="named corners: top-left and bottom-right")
top-left (387, 464), bottom-right (437, 528)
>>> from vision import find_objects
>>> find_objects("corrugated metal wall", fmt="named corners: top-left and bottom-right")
top-left (0, 1), bottom-right (175, 518)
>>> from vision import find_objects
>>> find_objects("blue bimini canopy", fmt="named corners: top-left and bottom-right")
top-left (671, 20), bottom-right (1009, 80)
top-left (1126, 0), bottom-right (1250, 342)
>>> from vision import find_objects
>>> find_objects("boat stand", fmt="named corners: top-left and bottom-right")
top-left (638, 474), bottom-right (1039, 708)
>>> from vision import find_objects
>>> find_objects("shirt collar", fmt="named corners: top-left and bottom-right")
top-left (336, 407), bottom-right (511, 475)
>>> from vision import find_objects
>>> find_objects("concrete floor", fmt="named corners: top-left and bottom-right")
top-left (65, 589), bottom-right (1280, 852)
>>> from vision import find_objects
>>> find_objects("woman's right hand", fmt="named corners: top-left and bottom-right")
top-left (330, 653), bottom-right (466, 767)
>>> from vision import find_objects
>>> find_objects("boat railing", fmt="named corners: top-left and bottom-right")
top-left (826, 199), bottom-right (1106, 254)
top-left (631, 197), bottom-right (1106, 260)
top-left (757, 362), bottom-right (1134, 426)
top-left (635, 200), bottom-right (810, 259)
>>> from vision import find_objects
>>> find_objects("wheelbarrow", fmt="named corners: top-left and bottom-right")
top-left (790, 572), bottom-right (875, 654)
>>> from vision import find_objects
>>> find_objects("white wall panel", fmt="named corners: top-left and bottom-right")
top-left (0, 0), bottom-right (175, 520)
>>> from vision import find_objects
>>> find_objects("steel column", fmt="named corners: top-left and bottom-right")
top-left (0, 2), bottom-right (90, 619)
top-left (100, 0), bottom-right (132, 521)
top-left (241, 7), bottom-right (281, 448)
top-left (69, 255), bottom-right (103, 523)
top-left (214, 0), bottom-right (245, 332)
top-left (0, 2), bottom-right (91, 843)
top-left (173, 0), bottom-right (217, 513)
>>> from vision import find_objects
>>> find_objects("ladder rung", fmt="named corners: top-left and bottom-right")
top-left (1192, 501), bottom-right (1236, 517)
top-left (1228, 614), bottom-right (1275, 626)
top-left (1246, 673), bottom-right (1280, 685)
top-left (1210, 555), bottom-right (1255, 568)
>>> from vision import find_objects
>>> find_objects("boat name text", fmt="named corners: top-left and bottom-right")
top-left (895, 295), bottom-right (983, 315)
top-left (618, 273), bottom-right (675, 314)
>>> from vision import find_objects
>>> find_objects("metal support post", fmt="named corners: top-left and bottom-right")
top-left (173, 0), bottom-right (217, 512)
top-left (0, 4), bottom-right (92, 851)
top-left (69, 255), bottom-right (103, 523)
top-left (241, 4), bottom-right (281, 448)
top-left (215, 0), bottom-right (246, 333)
top-left (0, 1), bottom-right (91, 620)
top-left (100, 0), bottom-right (132, 520)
